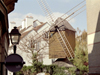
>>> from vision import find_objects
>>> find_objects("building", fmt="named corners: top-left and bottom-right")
top-left (86, 0), bottom-right (100, 74)
top-left (9, 16), bottom-right (52, 67)
top-left (0, 0), bottom-right (18, 75)
top-left (49, 17), bottom-right (76, 59)
top-left (8, 16), bottom-right (76, 74)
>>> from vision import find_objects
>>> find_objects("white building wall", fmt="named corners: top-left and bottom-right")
top-left (37, 23), bottom-right (52, 65)
top-left (8, 20), bottom-right (52, 75)
top-left (22, 19), bottom-right (26, 29)
top-left (18, 30), bottom-right (37, 66)
top-left (86, 0), bottom-right (100, 74)
top-left (22, 26), bottom-right (33, 33)
top-left (42, 45), bottom-right (52, 65)
top-left (26, 16), bottom-right (33, 28)
top-left (38, 23), bottom-right (50, 33)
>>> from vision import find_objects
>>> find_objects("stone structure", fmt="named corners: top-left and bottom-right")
top-left (86, 0), bottom-right (100, 74)
top-left (0, 0), bottom-right (18, 75)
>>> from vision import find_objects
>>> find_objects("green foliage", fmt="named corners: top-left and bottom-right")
top-left (17, 52), bottom-right (67, 75)
top-left (16, 63), bottom-right (67, 75)
top-left (52, 66), bottom-right (66, 75)
top-left (68, 67), bottom-right (76, 75)
top-left (17, 29), bottom-right (89, 75)
top-left (73, 29), bottom-right (88, 74)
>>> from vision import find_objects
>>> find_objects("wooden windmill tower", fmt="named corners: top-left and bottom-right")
top-left (49, 17), bottom-right (76, 58)
top-left (37, 0), bottom-right (86, 60)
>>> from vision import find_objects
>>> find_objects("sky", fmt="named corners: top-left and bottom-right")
top-left (8, 0), bottom-right (87, 31)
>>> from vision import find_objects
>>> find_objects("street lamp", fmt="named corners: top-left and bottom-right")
top-left (9, 27), bottom-right (21, 54)
top-left (10, 27), bottom-right (21, 45)
top-left (5, 27), bottom-right (25, 75)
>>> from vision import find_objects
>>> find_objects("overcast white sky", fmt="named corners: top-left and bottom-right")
top-left (8, 0), bottom-right (87, 31)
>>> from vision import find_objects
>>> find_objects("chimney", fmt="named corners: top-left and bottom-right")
top-left (25, 16), bottom-right (33, 28)
top-left (22, 19), bottom-right (26, 29)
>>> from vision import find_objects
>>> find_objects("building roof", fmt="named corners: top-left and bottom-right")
top-left (50, 17), bottom-right (76, 32)
top-left (18, 22), bottom-right (46, 39)
top-left (33, 23), bottom-right (46, 32)
top-left (9, 21), bottom-right (47, 48)
top-left (26, 16), bottom-right (33, 19)
top-left (17, 25), bottom-right (22, 29)
top-left (20, 28), bottom-right (34, 39)
top-left (33, 20), bottom-right (38, 23)
top-left (10, 21), bottom-right (16, 24)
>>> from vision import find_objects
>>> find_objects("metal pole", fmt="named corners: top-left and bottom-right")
top-left (13, 45), bottom-right (16, 75)
top-left (13, 72), bottom-right (16, 75)
top-left (13, 45), bottom-right (16, 54)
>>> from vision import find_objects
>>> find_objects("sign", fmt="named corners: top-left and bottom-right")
top-left (5, 54), bottom-right (25, 72)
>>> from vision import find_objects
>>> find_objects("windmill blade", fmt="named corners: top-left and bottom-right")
top-left (35, 0), bottom-right (86, 59)
top-left (61, 0), bottom-right (85, 18)
top-left (67, 9), bottom-right (86, 21)
top-left (37, 0), bottom-right (55, 24)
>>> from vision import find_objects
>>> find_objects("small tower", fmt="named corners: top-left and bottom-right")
top-left (22, 19), bottom-right (26, 29)
top-left (26, 16), bottom-right (33, 28)
top-left (49, 18), bottom-right (76, 58)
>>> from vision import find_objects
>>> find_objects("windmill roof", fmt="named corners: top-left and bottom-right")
top-left (50, 17), bottom-right (76, 32)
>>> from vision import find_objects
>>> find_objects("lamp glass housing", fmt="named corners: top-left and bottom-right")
top-left (10, 35), bottom-right (20, 44)
top-left (10, 27), bottom-right (21, 45)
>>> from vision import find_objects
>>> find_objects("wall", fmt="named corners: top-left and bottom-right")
top-left (49, 30), bottom-right (75, 58)
top-left (36, 23), bottom-right (52, 65)
top-left (86, 0), bottom-right (100, 74)
top-left (8, 23), bottom-right (52, 66)
top-left (26, 16), bottom-right (33, 28)
top-left (65, 29), bottom-right (75, 57)
top-left (49, 31), bottom-right (66, 58)
top-left (37, 23), bottom-right (50, 33)
top-left (0, 1), bottom-right (9, 75)
top-left (22, 19), bottom-right (26, 29)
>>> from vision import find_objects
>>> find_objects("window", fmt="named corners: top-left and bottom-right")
top-left (50, 33), bottom-right (54, 38)
top-left (43, 31), bottom-right (49, 38)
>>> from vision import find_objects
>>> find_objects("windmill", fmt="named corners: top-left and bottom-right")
top-left (36, 0), bottom-right (86, 60)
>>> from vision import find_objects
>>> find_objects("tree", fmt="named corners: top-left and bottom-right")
top-left (18, 32), bottom-right (49, 64)
top-left (16, 31), bottom-right (49, 75)
top-left (74, 29), bottom-right (88, 74)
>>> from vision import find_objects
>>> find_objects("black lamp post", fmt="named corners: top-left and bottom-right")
top-left (9, 27), bottom-right (21, 54)
top-left (9, 27), bottom-right (21, 75)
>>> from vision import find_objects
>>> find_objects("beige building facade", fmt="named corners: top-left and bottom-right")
top-left (86, 0), bottom-right (100, 74)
